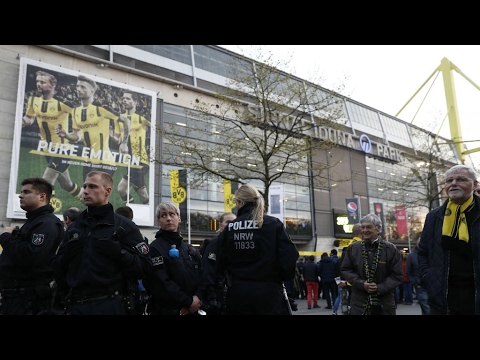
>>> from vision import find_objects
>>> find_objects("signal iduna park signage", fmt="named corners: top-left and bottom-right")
top-left (314, 126), bottom-right (404, 163)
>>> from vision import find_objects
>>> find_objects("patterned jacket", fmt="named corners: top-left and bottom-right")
top-left (341, 238), bottom-right (402, 315)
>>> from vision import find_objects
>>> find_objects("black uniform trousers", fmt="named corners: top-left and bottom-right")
top-left (1, 284), bottom-right (53, 315)
top-left (225, 281), bottom-right (289, 315)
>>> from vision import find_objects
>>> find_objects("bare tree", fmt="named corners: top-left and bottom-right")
top-left (160, 46), bottom-right (350, 210)
top-left (379, 126), bottom-right (452, 212)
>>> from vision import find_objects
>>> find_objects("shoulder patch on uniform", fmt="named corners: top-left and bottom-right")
top-left (135, 241), bottom-right (149, 254)
top-left (207, 252), bottom-right (216, 261)
top-left (31, 234), bottom-right (45, 246)
top-left (152, 256), bottom-right (163, 266)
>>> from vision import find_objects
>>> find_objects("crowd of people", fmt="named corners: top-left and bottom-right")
top-left (291, 164), bottom-right (480, 316)
top-left (294, 216), bottom-right (426, 315)
top-left (1, 163), bottom-right (480, 315)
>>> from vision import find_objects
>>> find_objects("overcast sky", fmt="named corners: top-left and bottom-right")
top-left (219, 45), bottom-right (480, 165)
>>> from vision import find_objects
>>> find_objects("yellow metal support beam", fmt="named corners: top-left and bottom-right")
top-left (397, 57), bottom-right (480, 164)
top-left (439, 58), bottom-right (464, 164)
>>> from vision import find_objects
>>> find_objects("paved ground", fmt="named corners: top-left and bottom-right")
top-left (293, 297), bottom-right (423, 315)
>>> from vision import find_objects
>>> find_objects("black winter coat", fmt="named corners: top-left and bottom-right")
top-left (201, 233), bottom-right (225, 304)
top-left (303, 260), bottom-right (320, 282)
top-left (418, 197), bottom-right (480, 314)
top-left (0, 205), bottom-right (64, 287)
top-left (216, 203), bottom-right (299, 284)
top-left (145, 229), bottom-right (204, 313)
top-left (318, 256), bottom-right (337, 283)
top-left (52, 203), bottom-right (151, 295)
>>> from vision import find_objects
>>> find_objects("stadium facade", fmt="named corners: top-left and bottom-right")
top-left (0, 45), bottom-right (472, 255)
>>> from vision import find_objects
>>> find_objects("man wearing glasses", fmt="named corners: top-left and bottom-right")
top-left (418, 164), bottom-right (480, 315)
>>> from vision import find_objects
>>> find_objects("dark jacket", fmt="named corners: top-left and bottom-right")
top-left (303, 260), bottom-right (320, 282)
top-left (53, 203), bottom-right (152, 297)
top-left (330, 255), bottom-right (339, 265)
top-left (406, 245), bottom-right (422, 288)
top-left (199, 238), bottom-right (212, 257)
top-left (0, 204), bottom-right (64, 288)
top-left (418, 197), bottom-right (480, 314)
top-left (145, 229), bottom-right (204, 314)
top-left (216, 203), bottom-right (299, 284)
top-left (318, 256), bottom-right (337, 283)
top-left (201, 234), bottom-right (225, 305)
top-left (341, 238), bottom-right (403, 315)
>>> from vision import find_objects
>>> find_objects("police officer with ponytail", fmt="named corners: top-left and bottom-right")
top-left (215, 183), bottom-right (299, 315)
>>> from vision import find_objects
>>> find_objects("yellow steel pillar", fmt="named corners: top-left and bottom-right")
top-left (439, 57), bottom-right (465, 164)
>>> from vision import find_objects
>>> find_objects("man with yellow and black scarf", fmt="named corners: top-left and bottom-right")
top-left (419, 164), bottom-right (480, 315)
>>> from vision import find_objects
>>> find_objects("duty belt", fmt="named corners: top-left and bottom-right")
top-left (69, 290), bottom-right (122, 304)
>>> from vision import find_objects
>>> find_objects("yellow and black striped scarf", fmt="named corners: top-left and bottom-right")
top-left (442, 196), bottom-right (475, 243)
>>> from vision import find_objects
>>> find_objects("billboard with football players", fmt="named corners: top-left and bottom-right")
top-left (8, 58), bottom-right (157, 226)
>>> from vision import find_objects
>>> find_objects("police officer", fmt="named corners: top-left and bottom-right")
top-left (201, 212), bottom-right (236, 315)
top-left (144, 201), bottom-right (203, 315)
top-left (215, 183), bottom-right (299, 315)
top-left (115, 205), bottom-right (150, 315)
top-left (52, 171), bottom-right (151, 315)
top-left (0, 177), bottom-right (64, 315)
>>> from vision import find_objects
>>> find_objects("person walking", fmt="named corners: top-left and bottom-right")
top-left (52, 171), bottom-right (152, 315)
top-left (341, 214), bottom-right (403, 315)
top-left (406, 234), bottom-right (430, 315)
top-left (303, 255), bottom-right (321, 310)
top-left (0, 177), bottom-right (64, 315)
top-left (215, 183), bottom-right (299, 315)
top-left (318, 252), bottom-right (337, 309)
top-left (144, 201), bottom-right (204, 315)
top-left (418, 164), bottom-right (480, 315)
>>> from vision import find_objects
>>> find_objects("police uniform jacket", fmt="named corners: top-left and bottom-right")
top-left (341, 238), bottom-right (402, 315)
top-left (216, 203), bottom-right (299, 285)
top-left (145, 229), bottom-right (204, 311)
top-left (0, 204), bottom-right (64, 288)
top-left (201, 234), bottom-right (225, 304)
top-left (52, 203), bottom-right (151, 297)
